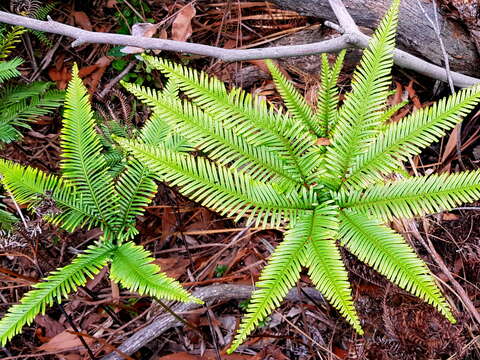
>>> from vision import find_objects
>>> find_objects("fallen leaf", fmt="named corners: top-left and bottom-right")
top-left (72, 11), bottom-right (93, 31)
top-left (154, 257), bottom-right (189, 280)
top-left (316, 138), bottom-right (331, 146)
top-left (37, 328), bottom-right (94, 352)
top-left (121, 23), bottom-right (160, 54)
top-left (35, 315), bottom-right (65, 339)
top-left (440, 125), bottom-right (459, 164)
top-left (172, 4), bottom-right (196, 42)
top-left (106, 0), bottom-right (117, 7)
top-left (442, 212), bottom-right (460, 221)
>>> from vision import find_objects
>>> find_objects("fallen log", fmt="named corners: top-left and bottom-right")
top-left (269, 0), bottom-right (480, 77)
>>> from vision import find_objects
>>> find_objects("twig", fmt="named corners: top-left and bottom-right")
top-left (100, 284), bottom-right (325, 360)
top-left (0, 9), bottom-right (478, 87)
top-left (98, 60), bottom-right (137, 99)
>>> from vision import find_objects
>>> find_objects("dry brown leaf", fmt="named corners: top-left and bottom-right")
top-left (35, 315), bottom-right (65, 340)
top-left (37, 328), bottom-right (94, 352)
top-left (72, 11), bottom-right (93, 31)
top-left (440, 125), bottom-right (459, 164)
top-left (172, 4), bottom-right (196, 42)
top-left (106, 0), bottom-right (117, 7)
top-left (442, 212), bottom-right (460, 221)
top-left (157, 350), bottom-right (255, 360)
top-left (316, 138), bottom-right (331, 146)
top-left (121, 23), bottom-right (160, 54)
top-left (154, 257), bottom-right (189, 280)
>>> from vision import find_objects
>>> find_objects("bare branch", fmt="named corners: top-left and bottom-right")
top-left (0, 10), bottom-right (478, 88)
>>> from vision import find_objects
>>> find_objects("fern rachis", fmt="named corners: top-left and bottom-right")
top-left (115, 0), bottom-right (480, 353)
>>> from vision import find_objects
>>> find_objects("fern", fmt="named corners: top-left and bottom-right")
top-left (0, 67), bottom-right (201, 345)
top-left (0, 27), bottom-right (26, 59)
top-left (114, 0), bottom-right (480, 353)
top-left (0, 58), bottom-right (63, 145)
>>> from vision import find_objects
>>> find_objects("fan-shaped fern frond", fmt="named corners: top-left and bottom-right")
top-left (324, 0), bottom-right (400, 187)
top-left (339, 210), bottom-right (454, 321)
top-left (0, 242), bottom-right (114, 345)
top-left (340, 170), bottom-right (480, 221)
top-left (61, 64), bottom-right (118, 234)
top-left (110, 242), bottom-right (201, 303)
top-left (119, 140), bottom-right (316, 228)
top-left (315, 50), bottom-right (346, 137)
top-left (346, 86), bottom-right (480, 187)
top-left (0, 58), bottom-right (23, 84)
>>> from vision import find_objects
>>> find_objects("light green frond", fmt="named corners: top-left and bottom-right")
top-left (141, 56), bottom-right (313, 182)
top-left (302, 204), bottom-right (362, 333)
top-left (266, 60), bottom-right (318, 136)
top-left (324, 0), bottom-right (400, 187)
top-left (0, 242), bottom-right (114, 345)
top-left (61, 65), bottom-right (118, 233)
top-left (0, 58), bottom-right (23, 84)
top-left (228, 211), bottom-right (312, 353)
top-left (114, 159), bottom-right (156, 240)
top-left (0, 159), bottom-right (103, 232)
top-left (338, 210), bottom-right (455, 322)
top-left (315, 50), bottom-right (346, 137)
top-left (340, 170), bottom-right (480, 221)
top-left (110, 242), bottom-right (201, 303)
top-left (0, 27), bottom-right (26, 59)
top-left (346, 85), bottom-right (480, 187)
top-left (123, 81), bottom-right (300, 185)
top-left (119, 140), bottom-right (316, 228)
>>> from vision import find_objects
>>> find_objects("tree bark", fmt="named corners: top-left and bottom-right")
top-left (270, 0), bottom-right (480, 76)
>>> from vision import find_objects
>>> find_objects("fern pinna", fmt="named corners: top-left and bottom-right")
top-left (0, 66), bottom-right (201, 345)
top-left (118, 0), bottom-right (480, 352)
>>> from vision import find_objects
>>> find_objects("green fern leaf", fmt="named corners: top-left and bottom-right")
top-left (0, 58), bottom-right (23, 84)
top-left (339, 210), bottom-right (454, 321)
top-left (110, 242), bottom-right (202, 303)
top-left (0, 242), bottom-right (114, 345)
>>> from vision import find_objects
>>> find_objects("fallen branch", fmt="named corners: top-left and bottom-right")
top-left (100, 284), bottom-right (325, 360)
top-left (0, 3), bottom-right (478, 88)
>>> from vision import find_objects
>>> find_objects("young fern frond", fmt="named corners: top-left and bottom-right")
top-left (315, 50), bottom-right (346, 137)
top-left (110, 242), bottom-right (202, 304)
top-left (340, 170), bottom-right (480, 221)
top-left (324, 0), bottom-right (400, 187)
top-left (61, 64), bottom-right (118, 233)
top-left (338, 211), bottom-right (454, 321)
top-left (0, 242), bottom-right (114, 345)
top-left (346, 86), bottom-right (480, 187)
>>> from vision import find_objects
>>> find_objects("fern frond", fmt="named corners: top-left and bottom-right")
top-left (315, 49), bottom-right (346, 137)
top-left (302, 204), bottom-right (361, 333)
top-left (0, 205), bottom-right (17, 231)
top-left (228, 211), bottom-right (312, 352)
top-left (0, 242), bottom-right (114, 345)
top-left (0, 58), bottom-right (23, 84)
top-left (119, 140), bottom-right (316, 228)
top-left (0, 27), bottom-right (26, 59)
top-left (110, 242), bottom-right (201, 303)
top-left (266, 60), bottom-right (317, 136)
top-left (324, 0), bottom-right (400, 187)
top-left (61, 65), bottom-right (118, 234)
top-left (339, 210), bottom-right (455, 322)
top-left (141, 56), bottom-right (314, 182)
top-left (0, 159), bottom-right (103, 232)
top-left (346, 86), bottom-right (480, 187)
top-left (340, 170), bottom-right (480, 221)
top-left (123, 81), bottom-right (300, 185)
top-left (114, 159), bottom-right (156, 240)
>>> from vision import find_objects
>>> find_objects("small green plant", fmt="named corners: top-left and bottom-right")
top-left (0, 198), bottom-right (17, 233)
top-left (0, 66), bottom-right (201, 345)
top-left (118, 0), bottom-right (480, 352)
top-left (0, 57), bottom-right (64, 145)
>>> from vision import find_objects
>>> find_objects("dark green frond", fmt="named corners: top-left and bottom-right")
top-left (61, 65), bottom-right (118, 234)
top-left (340, 170), bottom-right (480, 221)
top-left (110, 242), bottom-right (201, 303)
top-left (0, 58), bottom-right (23, 84)
top-left (339, 210), bottom-right (455, 322)
top-left (0, 242), bottom-right (114, 345)
top-left (114, 159), bottom-right (156, 240)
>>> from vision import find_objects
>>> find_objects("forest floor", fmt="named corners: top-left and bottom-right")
top-left (0, 1), bottom-right (479, 359)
